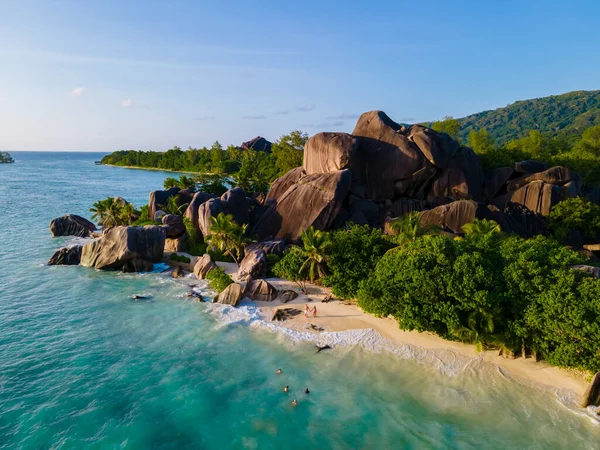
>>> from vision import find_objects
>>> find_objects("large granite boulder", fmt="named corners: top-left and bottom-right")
top-left (241, 136), bottom-right (272, 152)
top-left (50, 214), bottom-right (97, 237)
top-left (352, 111), bottom-right (437, 200)
top-left (571, 265), bottom-right (600, 279)
top-left (515, 160), bottom-right (550, 174)
top-left (48, 245), bottom-right (83, 265)
top-left (80, 225), bottom-right (166, 271)
top-left (418, 200), bottom-right (507, 234)
top-left (348, 198), bottom-right (381, 227)
top-left (213, 283), bottom-right (243, 306)
top-left (266, 167), bottom-right (306, 202)
top-left (244, 279), bottom-right (278, 301)
top-left (427, 147), bottom-right (485, 203)
top-left (581, 372), bottom-right (600, 407)
top-left (164, 233), bottom-right (189, 253)
top-left (498, 180), bottom-right (560, 216)
top-left (161, 214), bottom-right (186, 238)
top-left (486, 167), bottom-right (515, 200)
top-left (148, 187), bottom-right (180, 221)
top-left (387, 198), bottom-right (426, 218)
top-left (407, 124), bottom-right (459, 169)
top-left (184, 192), bottom-right (215, 233)
top-left (197, 188), bottom-right (250, 237)
top-left (193, 253), bottom-right (217, 279)
top-left (122, 259), bottom-right (154, 273)
top-left (245, 239), bottom-right (286, 256)
top-left (507, 166), bottom-right (578, 193)
top-left (237, 249), bottom-right (268, 282)
top-left (303, 132), bottom-right (359, 175)
top-left (254, 169), bottom-right (352, 241)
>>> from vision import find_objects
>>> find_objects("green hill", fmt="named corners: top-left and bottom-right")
top-left (458, 90), bottom-right (600, 144)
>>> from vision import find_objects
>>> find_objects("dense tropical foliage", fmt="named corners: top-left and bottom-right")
top-left (100, 131), bottom-right (308, 194)
top-left (205, 213), bottom-right (251, 265)
top-left (90, 197), bottom-right (135, 228)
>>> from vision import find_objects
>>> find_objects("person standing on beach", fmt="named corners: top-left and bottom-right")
top-left (304, 304), bottom-right (310, 318)
top-left (312, 305), bottom-right (317, 318)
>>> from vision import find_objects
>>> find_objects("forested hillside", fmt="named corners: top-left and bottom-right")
top-left (457, 90), bottom-right (600, 144)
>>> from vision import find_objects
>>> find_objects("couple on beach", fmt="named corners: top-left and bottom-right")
top-left (304, 304), bottom-right (317, 318)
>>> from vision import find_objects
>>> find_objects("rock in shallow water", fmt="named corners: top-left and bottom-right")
top-left (80, 225), bottom-right (165, 271)
top-left (48, 245), bottom-right (83, 265)
top-left (50, 214), bottom-right (96, 238)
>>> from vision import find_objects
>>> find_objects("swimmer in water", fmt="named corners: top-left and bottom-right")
top-left (304, 388), bottom-right (310, 394)
top-left (276, 369), bottom-right (282, 374)
top-left (292, 399), bottom-right (298, 407)
top-left (284, 386), bottom-right (289, 392)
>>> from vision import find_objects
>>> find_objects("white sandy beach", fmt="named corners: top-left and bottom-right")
top-left (205, 261), bottom-right (592, 397)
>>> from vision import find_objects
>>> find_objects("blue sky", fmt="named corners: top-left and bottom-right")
top-left (1, 0), bottom-right (599, 151)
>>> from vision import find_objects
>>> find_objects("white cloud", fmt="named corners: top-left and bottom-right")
top-left (121, 98), bottom-right (133, 108)
top-left (70, 87), bottom-right (85, 96)
top-left (295, 104), bottom-right (316, 112)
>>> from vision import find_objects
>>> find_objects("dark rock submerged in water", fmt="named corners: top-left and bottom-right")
top-left (80, 225), bottom-right (165, 271)
top-left (48, 245), bottom-right (83, 265)
top-left (50, 214), bottom-right (97, 238)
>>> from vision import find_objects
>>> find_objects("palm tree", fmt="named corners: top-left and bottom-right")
top-left (387, 213), bottom-right (438, 247)
top-left (461, 219), bottom-right (502, 237)
top-left (162, 195), bottom-right (188, 216)
top-left (90, 198), bottom-right (111, 224)
top-left (205, 213), bottom-right (250, 265)
top-left (90, 197), bottom-right (134, 228)
top-left (298, 227), bottom-right (331, 282)
top-left (453, 310), bottom-right (496, 353)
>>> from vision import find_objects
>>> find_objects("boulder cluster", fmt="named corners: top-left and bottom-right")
top-left (48, 110), bottom-right (594, 274)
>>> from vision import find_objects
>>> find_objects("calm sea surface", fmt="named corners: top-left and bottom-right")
top-left (0, 152), bottom-right (598, 449)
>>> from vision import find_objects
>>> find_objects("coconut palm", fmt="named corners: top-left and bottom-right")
top-left (452, 310), bottom-right (495, 353)
top-left (461, 219), bottom-right (502, 237)
top-left (205, 213), bottom-right (250, 265)
top-left (298, 227), bottom-right (331, 282)
top-left (90, 197), bottom-right (134, 228)
top-left (387, 213), bottom-right (439, 247)
top-left (162, 195), bottom-right (188, 216)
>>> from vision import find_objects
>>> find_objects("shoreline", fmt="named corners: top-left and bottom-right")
top-left (100, 163), bottom-right (211, 175)
top-left (212, 267), bottom-right (591, 398)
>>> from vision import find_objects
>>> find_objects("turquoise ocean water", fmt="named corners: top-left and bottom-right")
top-left (1, 152), bottom-right (599, 449)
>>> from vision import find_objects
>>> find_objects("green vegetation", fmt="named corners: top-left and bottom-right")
top-left (169, 253), bottom-right (191, 263)
top-left (387, 213), bottom-right (439, 246)
top-left (273, 246), bottom-right (310, 293)
top-left (163, 175), bottom-right (196, 190)
top-left (323, 224), bottom-right (394, 300)
top-left (265, 254), bottom-right (280, 277)
top-left (0, 152), bottom-right (14, 163)
top-left (546, 197), bottom-right (600, 243)
top-left (205, 267), bottom-right (233, 293)
top-left (100, 131), bottom-right (308, 194)
top-left (354, 233), bottom-right (600, 371)
top-left (161, 195), bottom-right (188, 216)
top-left (458, 90), bottom-right (600, 144)
top-left (431, 116), bottom-right (461, 141)
top-left (205, 213), bottom-right (251, 265)
top-left (184, 217), bottom-right (207, 256)
top-left (90, 197), bottom-right (135, 228)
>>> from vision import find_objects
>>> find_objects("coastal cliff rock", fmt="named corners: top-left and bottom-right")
top-left (148, 187), bottom-right (180, 220)
top-left (407, 124), bottom-right (459, 169)
top-left (387, 198), bottom-right (425, 218)
top-left (266, 167), bottom-right (306, 202)
top-left (303, 132), bottom-right (359, 175)
top-left (80, 225), bottom-right (165, 271)
top-left (241, 136), bottom-right (272, 152)
top-left (50, 214), bottom-right (97, 237)
top-left (161, 214), bottom-right (186, 238)
top-left (193, 253), bottom-right (217, 279)
top-left (254, 169), bottom-right (352, 241)
top-left (48, 245), bottom-right (83, 265)
top-left (237, 249), bottom-right (268, 282)
top-left (213, 283), bottom-right (243, 306)
top-left (427, 147), bottom-right (485, 203)
top-left (581, 372), bottom-right (600, 407)
top-left (486, 167), bottom-right (515, 200)
top-left (244, 279), bottom-right (278, 301)
top-left (184, 192), bottom-right (215, 233)
top-left (515, 160), bottom-right (550, 174)
top-left (197, 188), bottom-right (250, 237)
top-left (497, 180), bottom-right (560, 216)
